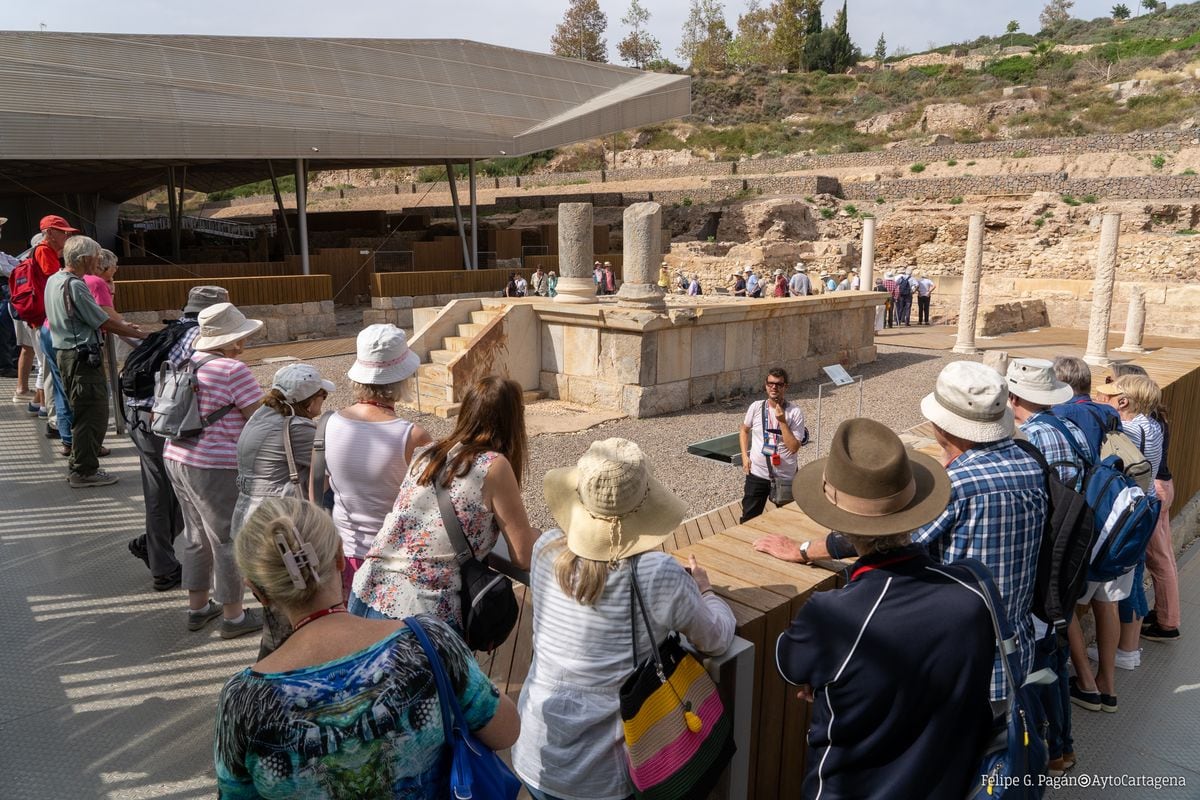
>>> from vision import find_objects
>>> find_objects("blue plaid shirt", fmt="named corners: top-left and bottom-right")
top-left (913, 439), bottom-right (1047, 700)
top-left (1022, 412), bottom-right (1091, 492)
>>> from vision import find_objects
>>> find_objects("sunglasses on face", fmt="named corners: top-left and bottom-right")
top-left (766, 381), bottom-right (787, 388)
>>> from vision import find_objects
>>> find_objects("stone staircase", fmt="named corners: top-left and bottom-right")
top-left (400, 304), bottom-right (543, 418)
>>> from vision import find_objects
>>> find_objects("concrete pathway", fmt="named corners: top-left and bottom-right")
top-left (1, 375), bottom-right (1196, 799)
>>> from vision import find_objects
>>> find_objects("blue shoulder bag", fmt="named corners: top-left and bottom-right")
top-left (404, 617), bottom-right (521, 800)
top-left (959, 559), bottom-right (1048, 799)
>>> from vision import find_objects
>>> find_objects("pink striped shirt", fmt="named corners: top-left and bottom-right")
top-left (163, 356), bottom-right (263, 470)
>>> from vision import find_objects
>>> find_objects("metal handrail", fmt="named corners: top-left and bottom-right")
top-left (130, 215), bottom-right (277, 239)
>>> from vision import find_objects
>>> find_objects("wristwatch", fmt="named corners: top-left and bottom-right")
top-left (798, 540), bottom-right (812, 564)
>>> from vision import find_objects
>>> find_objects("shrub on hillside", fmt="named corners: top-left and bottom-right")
top-left (986, 55), bottom-right (1038, 83)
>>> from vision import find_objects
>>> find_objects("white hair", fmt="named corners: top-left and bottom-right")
top-left (62, 236), bottom-right (101, 267)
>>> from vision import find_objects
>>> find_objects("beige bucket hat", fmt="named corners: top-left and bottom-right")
top-left (544, 438), bottom-right (687, 562)
top-left (192, 302), bottom-right (263, 351)
top-left (920, 361), bottom-right (1014, 443)
top-left (1006, 358), bottom-right (1073, 406)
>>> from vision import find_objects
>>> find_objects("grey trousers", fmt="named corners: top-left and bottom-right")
top-left (164, 459), bottom-right (244, 605)
top-left (129, 410), bottom-right (183, 577)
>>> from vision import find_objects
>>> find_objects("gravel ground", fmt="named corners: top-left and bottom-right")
top-left (248, 342), bottom-right (967, 532)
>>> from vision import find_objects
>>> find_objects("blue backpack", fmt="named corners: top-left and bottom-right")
top-left (1040, 416), bottom-right (1159, 582)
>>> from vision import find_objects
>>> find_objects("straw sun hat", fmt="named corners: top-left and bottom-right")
top-left (192, 303), bottom-right (263, 351)
top-left (544, 438), bottom-right (687, 562)
top-left (792, 418), bottom-right (950, 536)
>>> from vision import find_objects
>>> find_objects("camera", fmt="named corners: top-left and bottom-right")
top-left (77, 342), bottom-right (102, 369)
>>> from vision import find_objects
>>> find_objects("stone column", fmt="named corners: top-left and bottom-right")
top-left (553, 202), bottom-right (598, 304)
top-left (616, 202), bottom-right (667, 310)
top-left (953, 213), bottom-right (986, 354)
top-left (1116, 283), bottom-right (1147, 354)
top-left (859, 216), bottom-right (876, 290)
top-left (1084, 213), bottom-right (1122, 366)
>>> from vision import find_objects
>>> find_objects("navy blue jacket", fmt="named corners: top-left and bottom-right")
top-left (776, 545), bottom-right (995, 800)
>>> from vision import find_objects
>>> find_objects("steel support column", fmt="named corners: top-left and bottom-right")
top-left (295, 158), bottom-right (310, 275)
top-left (445, 160), bottom-right (471, 271)
top-left (469, 159), bottom-right (478, 270)
top-left (166, 167), bottom-right (181, 261)
top-left (267, 160), bottom-right (294, 256)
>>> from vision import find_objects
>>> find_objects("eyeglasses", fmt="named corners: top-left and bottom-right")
top-left (766, 381), bottom-right (787, 388)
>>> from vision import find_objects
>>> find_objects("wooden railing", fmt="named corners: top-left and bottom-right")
top-left (115, 262), bottom-right (295, 281)
top-left (114, 275), bottom-right (333, 313)
top-left (373, 268), bottom-right (529, 298)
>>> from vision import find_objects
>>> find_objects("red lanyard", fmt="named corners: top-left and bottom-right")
top-left (292, 604), bottom-right (347, 632)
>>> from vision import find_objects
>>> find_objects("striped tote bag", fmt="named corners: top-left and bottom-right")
top-left (618, 559), bottom-right (735, 800)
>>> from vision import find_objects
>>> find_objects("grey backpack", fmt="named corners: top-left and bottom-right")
top-left (150, 354), bottom-right (235, 440)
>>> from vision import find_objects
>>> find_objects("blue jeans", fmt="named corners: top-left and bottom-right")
top-left (41, 324), bottom-right (73, 445)
top-left (1034, 636), bottom-right (1073, 759)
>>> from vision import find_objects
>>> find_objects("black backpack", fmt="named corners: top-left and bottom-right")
top-left (1013, 439), bottom-right (1097, 637)
top-left (896, 275), bottom-right (912, 297)
top-left (119, 318), bottom-right (198, 400)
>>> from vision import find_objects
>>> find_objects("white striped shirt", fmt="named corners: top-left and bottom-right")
top-left (512, 530), bottom-right (736, 800)
top-left (1123, 414), bottom-right (1164, 500)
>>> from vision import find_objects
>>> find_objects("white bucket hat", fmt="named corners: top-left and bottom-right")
top-left (544, 438), bottom-right (688, 562)
top-left (1005, 358), bottom-right (1073, 406)
top-left (793, 264), bottom-right (804, 272)
top-left (920, 361), bottom-right (1014, 443)
top-left (272, 363), bottom-right (336, 403)
top-left (885, 270), bottom-right (895, 279)
top-left (347, 324), bottom-right (420, 385)
top-left (192, 302), bottom-right (264, 351)
top-left (774, 268), bottom-right (784, 276)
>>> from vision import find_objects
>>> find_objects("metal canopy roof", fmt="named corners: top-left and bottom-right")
top-left (0, 31), bottom-right (690, 198)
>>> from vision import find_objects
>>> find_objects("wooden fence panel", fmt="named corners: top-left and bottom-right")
top-left (114, 262), bottom-right (294, 281)
top-left (373, 268), bottom-right (526, 298)
top-left (1137, 347), bottom-right (1200, 518)
top-left (285, 248), bottom-right (375, 304)
top-left (115, 275), bottom-right (333, 313)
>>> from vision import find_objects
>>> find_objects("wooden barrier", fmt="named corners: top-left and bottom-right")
top-left (373, 268), bottom-right (533, 298)
top-left (115, 250), bottom-right (371, 304)
top-left (1135, 347), bottom-right (1200, 518)
top-left (114, 275), bottom-right (333, 313)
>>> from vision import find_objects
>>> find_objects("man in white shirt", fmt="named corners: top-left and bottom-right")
top-left (916, 272), bottom-right (937, 325)
top-left (739, 367), bottom-right (808, 522)
top-left (788, 264), bottom-right (811, 297)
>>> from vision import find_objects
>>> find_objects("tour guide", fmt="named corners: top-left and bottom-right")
top-left (739, 367), bottom-right (808, 522)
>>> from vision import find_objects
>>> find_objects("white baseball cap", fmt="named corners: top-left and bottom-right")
top-left (272, 363), bottom-right (336, 403)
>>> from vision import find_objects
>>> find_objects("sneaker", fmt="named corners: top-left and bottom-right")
top-left (1142, 622), bottom-right (1181, 642)
top-left (127, 537), bottom-right (150, 569)
top-left (37, 407), bottom-right (48, 418)
top-left (187, 600), bottom-right (223, 631)
top-left (59, 444), bottom-right (72, 458)
top-left (1141, 609), bottom-right (1158, 630)
top-left (219, 608), bottom-right (264, 640)
top-left (153, 568), bottom-right (182, 592)
top-left (1069, 677), bottom-right (1102, 712)
top-left (44, 425), bottom-right (60, 439)
top-left (12, 391), bottom-right (34, 403)
top-left (26, 402), bottom-right (42, 416)
top-left (1087, 645), bottom-right (1141, 670)
top-left (68, 469), bottom-right (118, 488)
top-left (1100, 693), bottom-right (1118, 713)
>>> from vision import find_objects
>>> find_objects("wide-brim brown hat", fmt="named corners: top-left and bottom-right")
top-left (792, 418), bottom-right (951, 537)
top-left (544, 438), bottom-right (688, 562)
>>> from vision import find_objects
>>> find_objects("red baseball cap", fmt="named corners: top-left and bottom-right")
top-left (39, 215), bottom-right (81, 234)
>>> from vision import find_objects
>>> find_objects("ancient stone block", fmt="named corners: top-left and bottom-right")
top-left (264, 317), bottom-right (288, 342)
top-left (598, 330), bottom-right (644, 385)
top-left (656, 327), bottom-right (693, 385)
top-left (563, 325), bottom-right (598, 377)
top-left (690, 325), bottom-right (726, 378)
top-left (689, 375), bottom-right (717, 406)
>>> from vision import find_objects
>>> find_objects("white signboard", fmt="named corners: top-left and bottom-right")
top-left (822, 364), bottom-right (855, 387)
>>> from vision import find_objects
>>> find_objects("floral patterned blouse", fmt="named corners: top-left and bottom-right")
top-left (351, 447), bottom-right (500, 627)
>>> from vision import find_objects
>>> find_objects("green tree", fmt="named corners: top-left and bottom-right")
top-left (804, 0), bottom-right (859, 73)
top-left (771, 0), bottom-right (821, 72)
top-left (1039, 0), bottom-right (1075, 33)
top-left (873, 32), bottom-right (887, 61)
top-left (617, 0), bottom-right (661, 67)
top-left (729, 0), bottom-right (781, 70)
top-left (1140, 0), bottom-right (1160, 12)
top-left (678, 0), bottom-right (732, 72)
top-left (1005, 19), bottom-right (1019, 50)
top-left (551, 0), bottom-right (608, 62)
top-left (1112, 3), bottom-right (1131, 19)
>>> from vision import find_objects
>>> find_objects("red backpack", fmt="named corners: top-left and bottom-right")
top-left (8, 246), bottom-right (52, 327)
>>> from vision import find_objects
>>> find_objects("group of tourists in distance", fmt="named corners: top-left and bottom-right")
top-left (0, 211), bottom-right (1183, 798)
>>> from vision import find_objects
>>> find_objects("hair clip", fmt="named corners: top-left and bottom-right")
top-left (274, 526), bottom-right (321, 591)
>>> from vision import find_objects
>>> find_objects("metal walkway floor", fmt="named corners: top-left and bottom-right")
top-left (0, 377), bottom-right (1196, 799)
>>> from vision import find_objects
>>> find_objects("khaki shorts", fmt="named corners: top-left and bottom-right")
top-left (1077, 570), bottom-right (1136, 604)
top-left (14, 320), bottom-right (40, 349)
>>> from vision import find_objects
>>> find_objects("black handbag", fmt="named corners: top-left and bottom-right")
top-left (433, 475), bottom-right (519, 653)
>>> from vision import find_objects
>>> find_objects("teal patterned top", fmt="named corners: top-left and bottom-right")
top-left (214, 615), bottom-right (500, 798)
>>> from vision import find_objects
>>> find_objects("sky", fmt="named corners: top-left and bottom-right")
top-left (0, 1), bottom-right (1138, 62)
